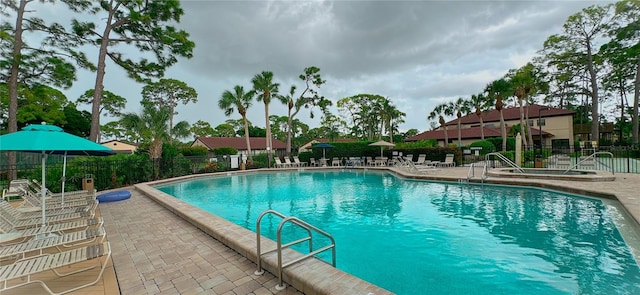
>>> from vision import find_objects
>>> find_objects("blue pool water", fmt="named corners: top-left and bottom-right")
top-left (156, 171), bottom-right (640, 294)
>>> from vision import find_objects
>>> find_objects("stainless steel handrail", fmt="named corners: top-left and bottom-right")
top-left (482, 162), bottom-right (489, 181)
top-left (563, 151), bottom-right (615, 175)
top-left (254, 209), bottom-right (336, 290)
top-left (467, 162), bottom-right (489, 183)
top-left (484, 152), bottom-right (524, 173)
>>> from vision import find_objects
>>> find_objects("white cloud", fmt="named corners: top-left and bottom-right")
top-left (14, 0), bottom-right (615, 135)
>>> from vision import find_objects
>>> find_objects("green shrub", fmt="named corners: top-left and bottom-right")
top-left (486, 137), bottom-right (516, 151)
top-left (180, 146), bottom-right (209, 156)
top-left (469, 140), bottom-right (495, 155)
top-left (396, 140), bottom-right (437, 149)
top-left (213, 147), bottom-right (238, 155)
top-left (251, 153), bottom-right (268, 168)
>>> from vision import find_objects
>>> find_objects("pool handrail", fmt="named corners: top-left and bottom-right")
top-left (563, 152), bottom-right (614, 175)
top-left (254, 209), bottom-right (336, 291)
top-left (467, 162), bottom-right (489, 182)
top-left (484, 152), bottom-right (524, 173)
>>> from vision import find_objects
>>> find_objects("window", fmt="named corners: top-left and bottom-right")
top-left (527, 120), bottom-right (533, 126)
top-left (537, 119), bottom-right (546, 126)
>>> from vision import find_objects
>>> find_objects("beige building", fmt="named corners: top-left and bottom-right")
top-left (100, 140), bottom-right (137, 154)
top-left (191, 137), bottom-right (286, 157)
top-left (407, 104), bottom-right (575, 150)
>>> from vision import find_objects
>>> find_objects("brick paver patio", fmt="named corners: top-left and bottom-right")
top-left (99, 189), bottom-right (303, 295)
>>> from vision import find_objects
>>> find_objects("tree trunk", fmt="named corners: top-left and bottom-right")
top-left (388, 118), bottom-right (394, 143)
top-left (586, 41), bottom-right (599, 143)
top-left (500, 111), bottom-right (507, 152)
top-left (525, 103), bottom-right (534, 150)
top-left (286, 103), bottom-right (292, 156)
top-left (242, 113), bottom-right (253, 164)
top-left (89, 3), bottom-right (115, 142)
top-left (440, 116), bottom-right (448, 147)
top-left (518, 97), bottom-right (528, 148)
top-left (457, 120), bottom-right (462, 146)
top-left (150, 138), bottom-right (163, 180)
top-left (633, 59), bottom-right (640, 145)
top-left (6, 0), bottom-right (28, 180)
top-left (479, 115), bottom-right (485, 140)
top-left (264, 101), bottom-right (272, 165)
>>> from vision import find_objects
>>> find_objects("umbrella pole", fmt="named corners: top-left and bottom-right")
top-left (41, 151), bottom-right (47, 227)
top-left (61, 151), bottom-right (67, 206)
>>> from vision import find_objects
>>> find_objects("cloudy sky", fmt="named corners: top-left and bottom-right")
top-left (33, 0), bottom-right (612, 134)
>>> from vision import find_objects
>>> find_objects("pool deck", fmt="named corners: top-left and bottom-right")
top-left (10, 166), bottom-right (640, 294)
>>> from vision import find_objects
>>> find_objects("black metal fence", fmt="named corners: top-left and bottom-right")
top-left (0, 153), bottom-right (244, 193)
top-left (3, 146), bottom-right (639, 192)
top-left (458, 145), bottom-right (640, 173)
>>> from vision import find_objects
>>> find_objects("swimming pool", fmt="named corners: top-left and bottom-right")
top-left (156, 170), bottom-right (640, 294)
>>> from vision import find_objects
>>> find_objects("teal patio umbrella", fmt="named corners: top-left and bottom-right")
top-left (312, 142), bottom-right (335, 159)
top-left (0, 123), bottom-right (114, 226)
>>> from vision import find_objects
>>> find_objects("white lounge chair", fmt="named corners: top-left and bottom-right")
top-left (0, 227), bottom-right (106, 261)
top-left (293, 156), bottom-right (308, 167)
top-left (273, 157), bottom-right (285, 168)
top-left (21, 179), bottom-right (95, 201)
top-left (366, 157), bottom-right (375, 166)
top-left (331, 157), bottom-right (341, 167)
top-left (438, 154), bottom-right (456, 167)
top-left (0, 242), bottom-right (111, 294)
top-left (16, 188), bottom-right (96, 210)
top-left (414, 154), bottom-right (427, 165)
top-left (396, 157), bottom-right (440, 174)
top-left (284, 157), bottom-right (296, 167)
top-left (0, 217), bottom-right (103, 244)
top-left (0, 201), bottom-right (96, 230)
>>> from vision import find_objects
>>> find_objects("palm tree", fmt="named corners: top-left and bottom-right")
top-left (428, 103), bottom-right (453, 146)
top-left (252, 71), bottom-right (280, 164)
top-left (218, 85), bottom-right (255, 164)
top-left (486, 79), bottom-right (511, 151)
top-left (469, 93), bottom-right (489, 140)
top-left (450, 97), bottom-right (471, 146)
top-left (379, 98), bottom-right (405, 143)
top-left (120, 104), bottom-right (189, 179)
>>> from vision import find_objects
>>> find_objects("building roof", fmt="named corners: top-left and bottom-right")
top-left (313, 138), bottom-right (358, 143)
top-left (406, 125), bottom-right (551, 142)
top-left (193, 137), bottom-right (286, 150)
top-left (445, 104), bottom-right (575, 126)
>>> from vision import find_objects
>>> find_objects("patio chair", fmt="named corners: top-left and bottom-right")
top-left (0, 226), bottom-right (106, 261)
top-left (414, 154), bottom-right (427, 165)
top-left (375, 157), bottom-right (388, 166)
top-left (578, 156), bottom-right (595, 169)
top-left (331, 157), bottom-right (341, 167)
top-left (0, 199), bottom-right (87, 218)
top-left (309, 157), bottom-right (318, 167)
top-left (293, 156), bottom-right (308, 167)
top-left (405, 154), bottom-right (414, 162)
top-left (0, 242), bottom-right (111, 295)
top-left (395, 157), bottom-right (439, 174)
top-left (273, 157), bottom-right (285, 168)
top-left (26, 179), bottom-right (95, 200)
top-left (366, 157), bottom-right (376, 166)
top-left (0, 217), bottom-right (103, 245)
top-left (16, 187), bottom-right (96, 210)
top-left (284, 157), bottom-right (296, 167)
top-left (438, 154), bottom-right (456, 167)
top-left (555, 155), bottom-right (571, 169)
top-left (0, 200), bottom-right (96, 230)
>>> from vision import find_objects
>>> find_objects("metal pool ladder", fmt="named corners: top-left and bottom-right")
top-left (254, 209), bottom-right (336, 290)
